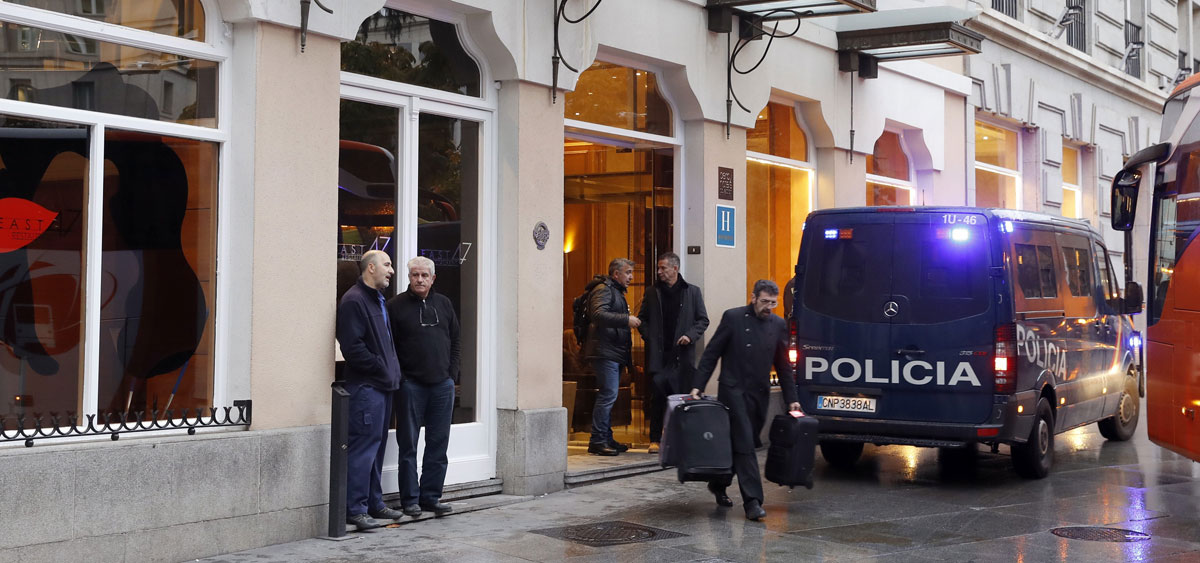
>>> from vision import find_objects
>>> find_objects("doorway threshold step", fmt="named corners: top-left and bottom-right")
top-left (564, 453), bottom-right (665, 487)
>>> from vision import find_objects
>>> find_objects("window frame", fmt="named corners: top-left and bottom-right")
top-left (1062, 141), bottom-right (1082, 219)
top-left (0, 0), bottom-right (234, 429)
top-left (974, 117), bottom-right (1023, 209)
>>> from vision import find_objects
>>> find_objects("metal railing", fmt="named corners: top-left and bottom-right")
top-left (1, 401), bottom-right (251, 447)
top-left (992, 0), bottom-right (1018, 19)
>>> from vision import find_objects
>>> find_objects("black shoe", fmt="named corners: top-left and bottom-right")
top-left (420, 502), bottom-right (453, 517)
top-left (588, 443), bottom-right (619, 456)
top-left (745, 501), bottom-right (766, 521)
top-left (347, 513), bottom-right (383, 531)
top-left (401, 504), bottom-right (422, 517)
top-left (369, 506), bottom-right (405, 521)
top-left (607, 440), bottom-right (630, 452)
top-left (707, 484), bottom-right (733, 507)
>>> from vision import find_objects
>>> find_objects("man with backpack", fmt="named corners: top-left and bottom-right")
top-left (581, 258), bottom-right (640, 456)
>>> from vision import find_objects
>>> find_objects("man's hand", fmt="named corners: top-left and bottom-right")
top-left (627, 315), bottom-right (642, 328)
top-left (690, 388), bottom-right (702, 400)
top-left (789, 402), bottom-right (802, 412)
top-left (676, 335), bottom-right (691, 346)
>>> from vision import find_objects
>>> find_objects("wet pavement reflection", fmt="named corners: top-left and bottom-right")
top-left (204, 399), bottom-right (1200, 562)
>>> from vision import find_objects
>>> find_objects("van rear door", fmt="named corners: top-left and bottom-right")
top-left (796, 210), bottom-right (996, 424)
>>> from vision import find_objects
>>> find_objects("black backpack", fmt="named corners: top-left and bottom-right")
top-left (572, 276), bottom-right (608, 346)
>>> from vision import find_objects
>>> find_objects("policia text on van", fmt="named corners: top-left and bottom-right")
top-left (789, 207), bottom-right (1143, 478)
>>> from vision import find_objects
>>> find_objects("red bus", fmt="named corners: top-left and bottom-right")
top-left (1111, 73), bottom-right (1200, 462)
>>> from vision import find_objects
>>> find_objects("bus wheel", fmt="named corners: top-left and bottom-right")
top-left (819, 442), bottom-right (864, 469)
top-left (1012, 398), bottom-right (1054, 479)
top-left (1098, 374), bottom-right (1140, 441)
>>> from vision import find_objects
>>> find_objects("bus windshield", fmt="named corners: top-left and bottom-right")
top-left (1151, 116), bottom-right (1200, 322)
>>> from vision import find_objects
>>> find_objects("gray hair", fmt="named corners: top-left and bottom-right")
top-left (407, 255), bottom-right (436, 275)
top-left (608, 258), bottom-right (636, 275)
top-left (657, 252), bottom-right (680, 268)
top-left (361, 250), bottom-right (389, 272)
top-left (752, 279), bottom-right (780, 298)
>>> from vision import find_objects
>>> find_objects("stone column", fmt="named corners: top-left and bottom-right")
top-left (494, 80), bottom-right (568, 495)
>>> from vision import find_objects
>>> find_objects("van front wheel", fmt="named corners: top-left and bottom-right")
top-left (1012, 398), bottom-right (1054, 479)
top-left (819, 441), bottom-right (864, 469)
top-left (1098, 375), bottom-right (1139, 441)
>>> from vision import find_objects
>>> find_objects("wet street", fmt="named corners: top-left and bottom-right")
top-left (204, 400), bottom-right (1200, 562)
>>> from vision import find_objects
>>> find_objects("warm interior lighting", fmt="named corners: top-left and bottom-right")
top-left (746, 155), bottom-right (812, 172)
top-left (1060, 397), bottom-right (1066, 405)
top-left (1017, 405), bottom-right (1024, 414)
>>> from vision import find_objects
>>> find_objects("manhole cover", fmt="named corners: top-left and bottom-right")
top-left (1051, 527), bottom-right (1151, 542)
top-left (531, 520), bottom-right (687, 547)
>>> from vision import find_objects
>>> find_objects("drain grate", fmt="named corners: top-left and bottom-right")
top-left (531, 520), bottom-right (687, 547)
top-left (1051, 527), bottom-right (1151, 542)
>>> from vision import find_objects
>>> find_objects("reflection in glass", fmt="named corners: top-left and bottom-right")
top-left (342, 9), bottom-right (481, 98)
top-left (746, 160), bottom-right (810, 299)
top-left (747, 102), bottom-right (807, 159)
top-left (976, 168), bottom-right (1019, 209)
top-left (0, 115), bottom-right (87, 429)
top-left (975, 121), bottom-right (1019, 169)
top-left (868, 182), bottom-right (911, 206)
top-left (867, 131), bottom-right (909, 181)
top-left (563, 139), bottom-right (673, 446)
top-left (16, 1), bottom-right (206, 41)
top-left (0, 22), bottom-right (218, 127)
top-left (418, 113), bottom-right (478, 423)
top-left (565, 62), bottom-right (673, 137)
top-left (337, 100), bottom-right (399, 302)
top-left (97, 130), bottom-right (216, 418)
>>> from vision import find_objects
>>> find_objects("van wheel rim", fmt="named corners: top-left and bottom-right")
top-left (1037, 419), bottom-right (1050, 456)
top-left (1119, 393), bottom-right (1136, 425)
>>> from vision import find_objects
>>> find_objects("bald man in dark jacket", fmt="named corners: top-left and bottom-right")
top-left (691, 279), bottom-right (800, 521)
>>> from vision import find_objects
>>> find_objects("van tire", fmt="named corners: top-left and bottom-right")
top-left (1012, 398), bottom-right (1054, 479)
top-left (819, 442), bottom-right (864, 469)
top-left (1098, 375), bottom-right (1139, 441)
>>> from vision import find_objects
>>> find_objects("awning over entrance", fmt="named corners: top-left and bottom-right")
top-left (825, 7), bottom-right (985, 78)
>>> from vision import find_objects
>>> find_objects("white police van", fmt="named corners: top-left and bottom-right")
top-left (790, 207), bottom-right (1143, 478)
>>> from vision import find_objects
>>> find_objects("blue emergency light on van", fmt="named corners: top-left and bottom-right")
top-left (789, 207), bottom-right (1142, 479)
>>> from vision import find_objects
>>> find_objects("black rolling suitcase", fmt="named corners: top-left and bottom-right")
top-left (765, 412), bottom-right (818, 489)
top-left (660, 393), bottom-right (713, 468)
top-left (671, 398), bottom-right (733, 482)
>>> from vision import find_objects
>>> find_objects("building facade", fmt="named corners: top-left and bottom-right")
top-left (0, 0), bottom-right (1170, 560)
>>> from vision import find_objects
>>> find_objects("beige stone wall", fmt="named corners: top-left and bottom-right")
top-left (248, 25), bottom-right (341, 429)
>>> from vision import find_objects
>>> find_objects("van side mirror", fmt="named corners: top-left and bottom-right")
top-left (1123, 282), bottom-right (1144, 314)
top-left (1110, 169), bottom-right (1140, 231)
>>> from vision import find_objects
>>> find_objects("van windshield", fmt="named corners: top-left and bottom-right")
top-left (801, 214), bottom-right (992, 324)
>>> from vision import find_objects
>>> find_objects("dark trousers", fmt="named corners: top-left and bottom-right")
top-left (589, 359), bottom-right (620, 445)
top-left (395, 377), bottom-right (455, 506)
top-left (346, 383), bottom-right (392, 517)
top-left (709, 451), bottom-right (764, 508)
top-left (647, 366), bottom-right (680, 443)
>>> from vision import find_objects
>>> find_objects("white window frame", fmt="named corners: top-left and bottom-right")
top-left (0, 0), bottom-right (234, 437)
top-left (973, 118), bottom-right (1024, 209)
top-left (341, 2), bottom-right (499, 485)
top-left (1062, 141), bottom-right (1082, 219)
top-left (866, 128), bottom-right (916, 205)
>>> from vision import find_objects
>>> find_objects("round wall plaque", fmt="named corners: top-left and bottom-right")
top-left (533, 221), bottom-right (550, 250)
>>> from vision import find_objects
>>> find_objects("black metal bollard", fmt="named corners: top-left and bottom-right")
top-left (328, 382), bottom-right (350, 538)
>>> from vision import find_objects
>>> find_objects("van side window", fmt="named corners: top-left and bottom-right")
top-left (1014, 243), bottom-right (1058, 298)
top-left (1093, 243), bottom-right (1116, 302)
top-left (1059, 233), bottom-right (1097, 318)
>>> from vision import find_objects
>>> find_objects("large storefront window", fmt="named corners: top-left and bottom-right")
top-left (342, 8), bottom-right (481, 98)
top-left (975, 121), bottom-right (1020, 209)
top-left (0, 21), bottom-right (218, 127)
top-left (1062, 143), bottom-right (1081, 218)
top-left (866, 131), bottom-right (913, 205)
top-left (0, 2), bottom-right (222, 429)
top-left (563, 61), bottom-right (676, 450)
top-left (746, 101), bottom-right (811, 301)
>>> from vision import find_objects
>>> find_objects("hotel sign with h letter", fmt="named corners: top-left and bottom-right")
top-left (716, 205), bottom-right (735, 248)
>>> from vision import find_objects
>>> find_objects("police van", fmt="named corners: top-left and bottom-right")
top-left (790, 207), bottom-right (1143, 478)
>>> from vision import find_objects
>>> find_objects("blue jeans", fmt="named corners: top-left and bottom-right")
top-left (590, 359), bottom-right (620, 445)
top-left (395, 377), bottom-right (455, 506)
top-left (345, 383), bottom-right (391, 517)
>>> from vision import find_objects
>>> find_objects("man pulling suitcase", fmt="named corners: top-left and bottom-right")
top-left (690, 280), bottom-right (801, 521)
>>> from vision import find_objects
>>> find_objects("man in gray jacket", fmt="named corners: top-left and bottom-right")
top-left (582, 258), bottom-right (640, 456)
top-left (637, 252), bottom-right (708, 453)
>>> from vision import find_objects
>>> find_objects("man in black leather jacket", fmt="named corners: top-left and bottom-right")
top-left (582, 258), bottom-right (641, 456)
top-left (637, 252), bottom-right (709, 452)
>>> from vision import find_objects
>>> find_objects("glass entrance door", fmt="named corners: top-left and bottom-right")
top-left (337, 88), bottom-right (494, 489)
top-left (562, 137), bottom-right (673, 451)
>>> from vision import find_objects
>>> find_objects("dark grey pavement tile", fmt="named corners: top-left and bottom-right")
top-left (991, 493), bottom-right (1169, 526)
top-left (907, 531), bottom-right (1200, 563)
top-left (1107, 515), bottom-right (1200, 546)
top-left (790, 509), bottom-right (1062, 554)
top-left (673, 529), bottom-right (882, 563)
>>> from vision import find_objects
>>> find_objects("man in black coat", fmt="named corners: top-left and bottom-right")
top-left (335, 250), bottom-right (405, 530)
top-left (637, 251), bottom-right (708, 452)
top-left (690, 279), bottom-right (801, 521)
top-left (582, 257), bottom-right (641, 456)
top-left (388, 256), bottom-right (460, 518)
